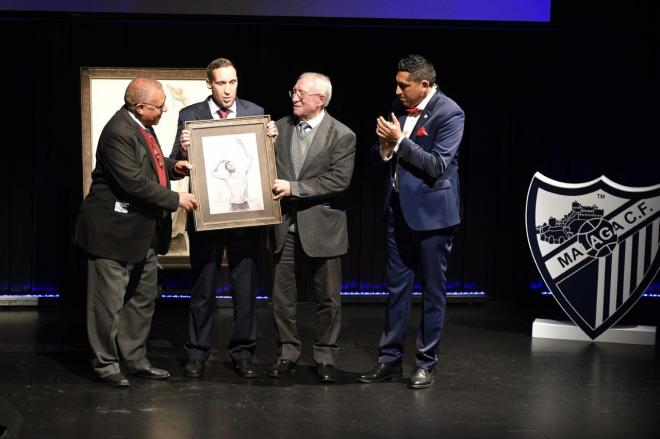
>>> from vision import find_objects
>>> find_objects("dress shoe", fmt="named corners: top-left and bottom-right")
top-left (408, 367), bottom-right (434, 389)
top-left (131, 366), bottom-right (170, 380)
top-left (316, 363), bottom-right (337, 383)
top-left (234, 359), bottom-right (258, 378)
top-left (184, 360), bottom-right (205, 378)
top-left (357, 362), bottom-right (403, 383)
top-left (98, 373), bottom-right (130, 387)
top-left (267, 359), bottom-right (296, 378)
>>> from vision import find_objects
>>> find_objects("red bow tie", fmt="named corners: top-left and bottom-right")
top-left (405, 107), bottom-right (423, 116)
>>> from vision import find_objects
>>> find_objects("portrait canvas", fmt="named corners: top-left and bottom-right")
top-left (187, 116), bottom-right (281, 231)
top-left (81, 67), bottom-right (209, 267)
top-left (202, 133), bottom-right (264, 214)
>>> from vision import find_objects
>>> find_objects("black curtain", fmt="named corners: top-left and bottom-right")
top-left (0, 2), bottom-right (657, 308)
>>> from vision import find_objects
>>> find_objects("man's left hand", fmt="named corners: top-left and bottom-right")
top-left (174, 160), bottom-right (193, 176)
top-left (272, 179), bottom-right (291, 200)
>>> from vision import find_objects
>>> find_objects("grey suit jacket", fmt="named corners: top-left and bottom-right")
top-left (272, 112), bottom-right (356, 258)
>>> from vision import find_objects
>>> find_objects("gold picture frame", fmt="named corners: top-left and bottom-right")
top-left (187, 116), bottom-right (281, 231)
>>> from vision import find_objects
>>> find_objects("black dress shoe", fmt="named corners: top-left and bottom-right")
top-left (357, 362), bottom-right (403, 383)
top-left (408, 368), bottom-right (434, 389)
top-left (316, 363), bottom-right (337, 383)
top-left (184, 360), bottom-right (205, 378)
top-left (267, 359), bottom-right (296, 378)
top-left (234, 359), bottom-right (258, 378)
top-left (131, 366), bottom-right (170, 380)
top-left (98, 373), bottom-right (130, 387)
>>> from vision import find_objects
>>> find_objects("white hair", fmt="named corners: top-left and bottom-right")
top-left (299, 72), bottom-right (332, 107)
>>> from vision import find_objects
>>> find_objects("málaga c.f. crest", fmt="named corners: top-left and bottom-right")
top-left (526, 173), bottom-right (660, 339)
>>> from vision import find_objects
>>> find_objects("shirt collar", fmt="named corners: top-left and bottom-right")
top-left (127, 108), bottom-right (149, 130)
top-left (208, 97), bottom-right (237, 117)
top-left (414, 85), bottom-right (438, 112)
top-left (301, 110), bottom-right (325, 129)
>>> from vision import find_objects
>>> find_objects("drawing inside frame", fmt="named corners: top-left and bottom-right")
top-left (187, 116), bottom-right (281, 231)
top-left (80, 67), bottom-right (209, 267)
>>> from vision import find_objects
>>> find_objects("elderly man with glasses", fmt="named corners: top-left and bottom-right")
top-left (75, 77), bottom-right (198, 387)
top-left (268, 72), bottom-right (356, 383)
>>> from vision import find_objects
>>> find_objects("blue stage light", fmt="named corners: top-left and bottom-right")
top-left (158, 290), bottom-right (487, 300)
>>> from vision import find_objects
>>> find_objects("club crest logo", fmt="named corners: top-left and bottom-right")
top-left (526, 173), bottom-right (660, 339)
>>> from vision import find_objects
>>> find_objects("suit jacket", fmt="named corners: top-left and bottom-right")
top-left (272, 113), bottom-right (356, 258)
top-left (170, 96), bottom-right (264, 160)
top-left (374, 91), bottom-right (464, 231)
top-left (75, 108), bottom-right (180, 263)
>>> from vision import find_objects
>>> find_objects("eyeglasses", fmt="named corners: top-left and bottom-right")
top-left (289, 89), bottom-right (321, 100)
top-left (137, 101), bottom-right (166, 112)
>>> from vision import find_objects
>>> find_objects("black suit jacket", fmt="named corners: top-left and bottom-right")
top-left (169, 96), bottom-right (265, 160)
top-left (75, 108), bottom-right (180, 263)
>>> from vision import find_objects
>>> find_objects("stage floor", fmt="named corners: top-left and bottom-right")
top-left (0, 302), bottom-right (658, 438)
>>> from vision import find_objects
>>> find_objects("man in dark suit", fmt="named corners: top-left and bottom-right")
top-left (269, 72), bottom-right (356, 383)
top-left (359, 54), bottom-right (465, 389)
top-left (170, 58), bottom-right (278, 379)
top-left (75, 77), bottom-right (198, 387)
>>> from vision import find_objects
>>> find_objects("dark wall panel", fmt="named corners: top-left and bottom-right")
top-left (0, 2), bottom-right (657, 306)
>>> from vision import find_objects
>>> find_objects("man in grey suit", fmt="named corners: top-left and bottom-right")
top-left (269, 72), bottom-right (356, 383)
top-left (170, 58), bottom-right (278, 379)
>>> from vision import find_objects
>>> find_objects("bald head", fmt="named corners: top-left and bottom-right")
top-left (124, 77), bottom-right (167, 126)
top-left (124, 77), bottom-right (163, 107)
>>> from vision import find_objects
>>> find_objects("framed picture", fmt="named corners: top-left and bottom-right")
top-left (187, 116), bottom-right (281, 231)
top-left (80, 67), bottom-right (209, 267)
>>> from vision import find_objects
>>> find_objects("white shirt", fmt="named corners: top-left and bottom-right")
top-left (208, 98), bottom-right (237, 119)
top-left (300, 110), bottom-right (325, 132)
top-left (380, 85), bottom-right (438, 162)
top-left (127, 108), bottom-right (148, 130)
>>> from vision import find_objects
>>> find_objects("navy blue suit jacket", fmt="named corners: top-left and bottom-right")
top-left (375, 91), bottom-right (464, 231)
top-left (169, 96), bottom-right (264, 160)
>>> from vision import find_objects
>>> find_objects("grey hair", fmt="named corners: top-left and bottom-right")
top-left (299, 72), bottom-right (332, 108)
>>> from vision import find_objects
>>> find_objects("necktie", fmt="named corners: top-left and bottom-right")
top-left (146, 128), bottom-right (164, 167)
top-left (405, 107), bottom-right (423, 116)
top-left (138, 126), bottom-right (167, 187)
top-left (217, 108), bottom-right (230, 119)
top-left (298, 120), bottom-right (310, 134)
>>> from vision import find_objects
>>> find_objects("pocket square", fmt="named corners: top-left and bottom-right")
top-left (416, 127), bottom-right (428, 137)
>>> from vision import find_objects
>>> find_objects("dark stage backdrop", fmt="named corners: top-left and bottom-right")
top-left (0, 3), bottom-right (657, 309)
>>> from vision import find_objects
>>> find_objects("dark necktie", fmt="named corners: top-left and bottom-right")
top-left (217, 108), bottom-right (230, 119)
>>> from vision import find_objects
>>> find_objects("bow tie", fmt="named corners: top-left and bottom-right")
top-left (405, 107), bottom-right (423, 116)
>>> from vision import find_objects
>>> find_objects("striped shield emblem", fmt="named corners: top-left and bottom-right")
top-left (526, 173), bottom-right (660, 339)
